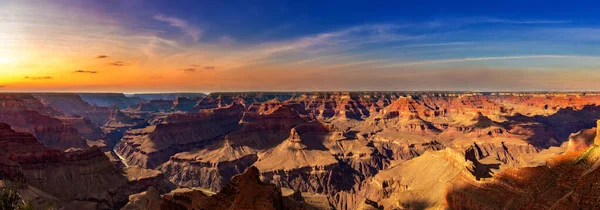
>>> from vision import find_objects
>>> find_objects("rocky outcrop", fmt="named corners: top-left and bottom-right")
top-left (159, 142), bottom-right (259, 192)
top-left (33, 93), bottom-right (112, 125)
top-left (444, 145), bottom-right (600, 209)
top-left (160, 166), bottom-right (315, 210)
top-left (127, 100), bottom-right (174, 112)
top-left (158, 104), bottom-right (313, 191)
top-left (172, 97), bottom-right (198, 112)
top-left (0, 123), bottom-right (175, 209)
top-left (131, 93), bottom-right (207, 101)
top-left (0, 94), bottom-right (88, 150)
top-left (115, 104), bottom-right (245, 169)
top-left (59, 115), bottom-right (104, 140)
top-left (443, 125), bottom-right (600, 209)
top-left (79, 93), bottom-right (142, 109)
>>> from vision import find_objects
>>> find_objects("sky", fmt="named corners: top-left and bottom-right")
top-left (1, 0), bottom-right (600, 93)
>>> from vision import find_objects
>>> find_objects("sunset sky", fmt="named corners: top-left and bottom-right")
top-left (1, 0), bottom-right (600, 92)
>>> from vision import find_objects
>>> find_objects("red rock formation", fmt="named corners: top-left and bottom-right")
top-left (160, 166), bottom-right (315, 210)
top-left (158, 103), bottom-right (312, 192)
top-left (115, 104), bottom-right (245, 168)
top-left (0, 94), bottom-right (88, 150)
top-left (172, 97), bottom-right (198, 112)
top-left (0, 123), bottom-right (174, 209)
top-left (59, 115), bottom-right (104, 140)
top-left (33, 93), bottom-right (112, 125)
top-left (444, 126), bottom-right (600, 210)
top-left (127, 99), bottom-right (174, 112)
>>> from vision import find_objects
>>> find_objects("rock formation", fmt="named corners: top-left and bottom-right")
top-left (79, 93), bottom-right (142, 109)
top-left (444, 125), bottom-right (600, 210)
top-left (160, 166), bottom-right (317, 210)
top-left (33, 93), bottom-right (112, 125)
top-left (6, 91), bottom-right (600, 210)
top-left (0, 123), bottom-right (174, 209)
top-left (0, 94), bottom-right (89, 150)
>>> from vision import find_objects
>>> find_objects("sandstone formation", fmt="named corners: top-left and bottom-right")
top-left (0, 123), bottom-right (174, 209)
top-left (444, 126), bottom-right (600, 209)
top-left (5, 92), bottom-right (600, 210)
top-left (160, 166), bottom-right (318, 210)
top-left (33, 93), bottom-right (113, 125)
top-left (127, 100), bottom-right (174, 113)
top-left (0, 94), bottom-right (89, 150)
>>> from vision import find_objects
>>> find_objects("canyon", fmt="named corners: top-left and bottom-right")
top-left (1, 91), bottom-right (600, 209)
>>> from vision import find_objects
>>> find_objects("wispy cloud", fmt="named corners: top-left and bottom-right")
top-left (154, 15), bottom-right (203, 41)
top-left (109, 61), bottom-right (128, 66)
top-left (400, 42), bottom-right (473, 48)
top-left (24, 76), bottom-right (53, 80)
top-left (0, 85), bottom-right (5, 88)
top-left (74, 70), bottom-right (98, 74)
top-left (221, 23), bottom-right (418, 70)
top-left (425, 17), bottom-right (570, 30)
top-left (96, 55), bottom-right (109, 59)
top-left (375, 55), bottom-right (600, 68)
top-left (482, 18), bottom-right (570, 24)
top-left (178, 64), bottom-right (215, 72)
top-left (319, 59), bottom-right (387, 70)
top-left (180, 68), bottom-right (197, 72)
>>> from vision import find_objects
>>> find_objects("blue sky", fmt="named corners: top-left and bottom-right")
top-left (1, 0), bottom-right (600, 92)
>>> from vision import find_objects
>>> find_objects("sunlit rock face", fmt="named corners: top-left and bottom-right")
top-left (111, 92), bottom-right (600, 209)
top-left (6, 92), bottom-right (600, 210)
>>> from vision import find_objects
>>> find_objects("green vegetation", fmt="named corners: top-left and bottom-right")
top-left (0, 185), bottom-right (22, 210)
top-left (0, 180), bottom-right (42, 210)
top-left (573, 145), bottom-right (600, 165)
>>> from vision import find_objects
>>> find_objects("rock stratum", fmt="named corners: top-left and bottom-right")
top-left (2, 91), bottom-right (600, 209)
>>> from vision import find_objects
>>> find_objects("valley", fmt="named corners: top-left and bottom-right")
top-left (2, 91), bottom-right (600, 209)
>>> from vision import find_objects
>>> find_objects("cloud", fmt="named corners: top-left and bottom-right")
top-left (373, 55), bottom-right (599, 68)
top-left (109, 61), bottom-right (128, 66)
top-left (180, 68), bottom-right (197, 72)
top-left (150, 76), bottom-right (163, 79)
top-left (74, 70), bottom-right (98, 74)
top-left (318, 59), bottom-right (387, 70)
top-left (220, 23), bottom-right (418, 70)
top-left (482, 18), bottom-right (570, 24)
top-left (424, 17), bottom-right (570, 30)
top-left (401, 42), bottom-right (473, 48)
top-left (154, 15), bottom-right (203, 41)
top-left (0, 85), bottom-right (5, 88)
top-left (178, 64), bottom-right (215, 72)
top-left (96, 55), bottom-right (109, 59)
top-left (24, 76), bottom-right (53, 80)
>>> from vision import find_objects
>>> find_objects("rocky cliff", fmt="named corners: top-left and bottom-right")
top-left (0, 94), bottom-right (89, 150)
top-left (33, 93), bottom-right (112, 125)
top-left (79, 93), bottom-right (142, 109)
top-left (444, 124), bottom-right (600, 210)
top-left (159, 166), bottom-right (317, 210)
top-left (0, 123), bottom-right (174, 209)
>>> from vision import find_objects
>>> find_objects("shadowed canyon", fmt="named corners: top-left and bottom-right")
top-left (1, 92), bottom-right (600, 209)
